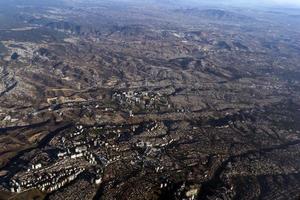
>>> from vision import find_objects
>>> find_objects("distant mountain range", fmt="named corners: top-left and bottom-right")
top-left (175, 8), bottom-right (255, 22)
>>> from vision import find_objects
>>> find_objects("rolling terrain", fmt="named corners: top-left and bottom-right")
top-left (0, 0), bottom-right (300, 199)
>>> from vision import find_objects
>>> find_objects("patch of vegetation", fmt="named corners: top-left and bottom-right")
top-left (11, 52), bottom-right (19, 60)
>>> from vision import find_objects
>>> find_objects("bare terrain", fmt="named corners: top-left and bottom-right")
top-left (0, 0), bottom-right (300, 199)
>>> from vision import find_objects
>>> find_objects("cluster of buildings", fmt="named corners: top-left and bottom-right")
top-left (7, 122), bottom-right (132, 193)
top-left (7, 120), bottom-right (177, 195)
top-left (112, 90), bottom-right (171, 113)
top-left (10, 166), bottom-right (85, 193)
top-left (8, 124), bottom-right (107, 194)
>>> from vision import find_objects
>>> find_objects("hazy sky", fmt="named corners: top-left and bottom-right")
top-left (173, 0), bottom-right (300, 8)
top-left (232, 0), bottom-right (300, 6)
top-left (266, 0), bottom-right (300, 5)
